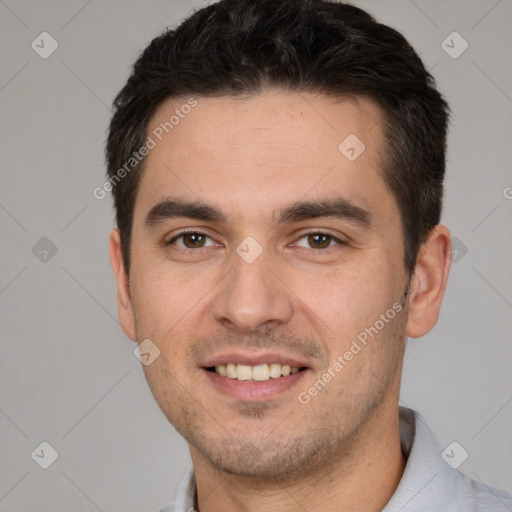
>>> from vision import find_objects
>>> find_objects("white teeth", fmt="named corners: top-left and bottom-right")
top-left (269, 363), bottom-right (282, 379)
top-left (214, 363), bottom-right (301, 381)
top-left (226, 363), bottom-right (237, 379)
top-left (236, 364), bottom-right (252, 381)
top-left (252, 364), bottom-right (270, 381)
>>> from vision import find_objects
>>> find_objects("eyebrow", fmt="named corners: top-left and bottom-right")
top-left (144, 197), bottom-right (372, 230)
top-left (145, 199), bottom-right (229, 227)
top-left (276, 198), bottom-right (372, 229)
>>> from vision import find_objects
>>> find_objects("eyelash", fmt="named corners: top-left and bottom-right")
top-left (166, 229), bottom-right (346, 252)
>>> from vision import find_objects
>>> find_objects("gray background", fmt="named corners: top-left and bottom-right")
top-left (1, 0), bottom-right (511, 510)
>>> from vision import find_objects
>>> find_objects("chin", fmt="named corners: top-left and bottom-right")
top-left (191, 431), bottom-right (330, 482)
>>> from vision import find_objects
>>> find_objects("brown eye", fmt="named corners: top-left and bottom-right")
top-left (168, 231), bottom-right (215, 249)
top-left (182, 233), bottom-right (206, 248)
top-left (295, 232), bottom-right (343, 250)
top-left (308, 233), bottom-right (331, 249)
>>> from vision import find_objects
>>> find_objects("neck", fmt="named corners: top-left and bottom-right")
top-left (190, 401), bottom-right (406, 512)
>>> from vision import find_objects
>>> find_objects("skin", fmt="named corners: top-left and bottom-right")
top-left (110, 90), bottom-right (451, 512)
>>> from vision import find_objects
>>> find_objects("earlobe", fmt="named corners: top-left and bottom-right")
top-left (405, 225), bottom-right (452, 338)
top-left (109, 229), bottom-right (137, 341)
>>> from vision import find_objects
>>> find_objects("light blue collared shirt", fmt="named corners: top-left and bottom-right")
top-left (159, 407), bottom-right (512, 511)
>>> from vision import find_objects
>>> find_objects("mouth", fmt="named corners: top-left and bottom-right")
top-left (206, 362), bottom-right (304, 381)
top-left (201, 354), bottom-right (311, 401)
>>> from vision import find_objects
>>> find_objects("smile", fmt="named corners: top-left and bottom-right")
top-left (202, 353), bottom-right (310, 400)
top-left (211, 363), bottom-right (301, 381)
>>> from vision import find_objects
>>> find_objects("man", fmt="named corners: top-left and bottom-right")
top-left (105, 0), bottom-right (512, 510)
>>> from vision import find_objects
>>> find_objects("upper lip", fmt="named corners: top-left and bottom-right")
top-left (202, 352), bottom-right (310, 369)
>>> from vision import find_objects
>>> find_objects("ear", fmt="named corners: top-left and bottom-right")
top-left (109, 229), bottom-right (137, 341)
top-left (406, 224), bottom-right (451, 338)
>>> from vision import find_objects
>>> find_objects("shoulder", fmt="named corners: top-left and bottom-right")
top-left (386, 407), bottom-right (512, 511)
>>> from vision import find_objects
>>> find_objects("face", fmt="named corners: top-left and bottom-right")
top-left (116, 91), bottom-right (413, 480)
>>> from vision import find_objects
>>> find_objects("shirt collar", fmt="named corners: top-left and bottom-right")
top-left (383, 406), bottom-right (457, 511)
top-left (173, 466), bottom-right (196, 512)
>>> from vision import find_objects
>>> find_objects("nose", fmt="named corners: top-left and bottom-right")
top-left (211, 248), bottom-right (295, 334)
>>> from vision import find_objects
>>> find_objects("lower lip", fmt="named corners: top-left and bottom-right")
top-left (203, 368), bottom-right (308, 401)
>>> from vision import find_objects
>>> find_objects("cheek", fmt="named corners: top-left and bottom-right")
top-left (130, 263), bottom-right (206, 342)
top-left (291, 260), bottom-right (396, 338)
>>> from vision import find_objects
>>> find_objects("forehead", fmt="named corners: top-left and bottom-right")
top-left (134, 91), bottom-right (394, 226)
